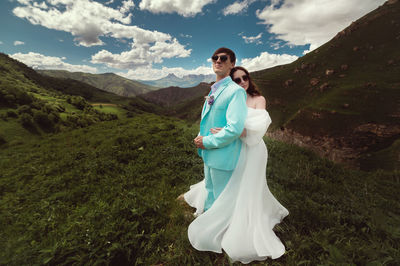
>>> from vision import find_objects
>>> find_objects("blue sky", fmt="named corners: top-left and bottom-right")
top-left (0, 0), bottom-right (385, 80)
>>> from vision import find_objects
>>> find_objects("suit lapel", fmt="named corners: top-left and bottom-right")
top-left (201, 79), bottom-right (230, 120)
top-left (201, 89), bottom-right (212, 119)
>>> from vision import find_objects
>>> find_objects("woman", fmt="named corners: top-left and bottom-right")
top-left (184, 66), bottom-right (289, 264)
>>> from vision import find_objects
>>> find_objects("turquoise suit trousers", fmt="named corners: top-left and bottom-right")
top-left (203, 165), bottom-right (233, 211)
top-left (198, 77), bottom-right (247, 210)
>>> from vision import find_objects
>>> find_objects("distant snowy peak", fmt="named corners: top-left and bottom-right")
top-left (139, 74), bottom-right (215, 88)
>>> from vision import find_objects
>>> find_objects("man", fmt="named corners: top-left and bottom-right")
top-left (194, 47), bottom-right (247, 211)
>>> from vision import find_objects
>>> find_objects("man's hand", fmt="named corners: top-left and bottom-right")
top-left (194, 136), bottom-right (205, 149)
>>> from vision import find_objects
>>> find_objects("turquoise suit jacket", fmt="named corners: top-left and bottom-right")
top-left (198, 77), bottom-right (247, 171)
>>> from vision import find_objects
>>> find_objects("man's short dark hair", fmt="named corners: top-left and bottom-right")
top-left (213, 47), bottom-right (236, 64)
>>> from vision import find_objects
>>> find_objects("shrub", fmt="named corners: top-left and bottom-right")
top-left (0, 90), bottom-right (6, 105)
top-left (4, 94), bottom-right (16, 105)
top-left (0, 134), bottom-right (6, 145)
top-left (54, 104), bottom-right (65, 112)
top-left (77, 117), bottom-right (89, 128)
top-left (33, 110), bottom-right (54, 130)
top-left (48, 113), bottom-right (60, 124)
top-left (16, 90), bottom-right (33, 105)
top-left (0, 114), bottom-right (7, 121)
top-left (71, 96), bottom-right (87, 110)
top-left (6, 110), bottom-right (18, 118)
top-left (42, 104), bottom-right (54, 114)
top-left (17, 105), bottom-right (33, 115)
top-left (19, 113), bottom-right (35, 128)
top-left (30, 101), bottom-right (42, 110)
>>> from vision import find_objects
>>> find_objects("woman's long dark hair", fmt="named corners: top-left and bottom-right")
top-left (230, 66), bottom-right (261, 97)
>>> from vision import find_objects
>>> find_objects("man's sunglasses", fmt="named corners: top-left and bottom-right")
top-left (233, 75), bottom-right (249, 84)
top-left (211, 55), bottom-right (228, 62)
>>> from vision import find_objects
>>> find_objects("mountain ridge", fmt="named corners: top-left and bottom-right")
top-left (38, 70), bottom-right (157, 97)
top-left (138, 73), bottom-right (215, 88)
top-left (139, 82), bottom-right (210, 107)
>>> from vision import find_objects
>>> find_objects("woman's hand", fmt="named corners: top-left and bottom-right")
top-left (210, 127), bottom-right (223, 134)
top-left (211, 127), bottom-right (246, 137)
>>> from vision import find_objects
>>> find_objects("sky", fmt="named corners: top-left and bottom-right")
top-left (0, 0), bottom-right (386, 80)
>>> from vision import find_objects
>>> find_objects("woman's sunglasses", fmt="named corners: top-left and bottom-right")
top-left (233, 75), bottom-right (249, 84)
top-left (211, 55), bottom-right (228, 62)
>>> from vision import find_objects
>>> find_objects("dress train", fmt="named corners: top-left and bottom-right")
top-left (184, 108), bottom-right (289, 264)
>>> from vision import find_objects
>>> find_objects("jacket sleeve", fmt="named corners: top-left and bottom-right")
top-left (202, 89), bottom-right (247, 149)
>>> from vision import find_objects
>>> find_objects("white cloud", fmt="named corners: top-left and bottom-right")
top-left (14, 40), bottom-right (25, 46)
top-left (16, 0), bottom-right (31, 5)
top-left (223, 0), bottom-right (256, 16)
top-left (11, 52), bottom-right (97, 73)
top-left (13, 0), bottom-right (134, 47)
top-left (240, 51), bottom-right (298, 72)
top-left (91, 37), bottom-right (190, 69)
top-left (256, 0), bottom-right (386, 51)
top-left (180, 33), bottom-right (192, 38)
top-left (118, 65), bottom-right (214, 80)
top-left (120, 0), bottom-right (134, 14)
top-left (139, 0), bottom-right (215, 17)
top-left (33, 1), bottom-right (48, 9)
top-left (269, 40), bottom-right (285, 50)
top-left (0, 41), bottom-right (3, 45)
top-left (242, 33), bottom-right (262, 45)
top-left (12, 0), bottom-right (191, 70)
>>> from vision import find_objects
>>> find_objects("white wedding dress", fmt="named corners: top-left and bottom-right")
top-left (184, 107), bottom-right (289, 264)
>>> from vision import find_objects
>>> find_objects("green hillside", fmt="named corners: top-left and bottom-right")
top-left (39, 70), bottom-right (158, 97)
top-left (0, 53), bottom-right (137, 144)
top-left (251, 1), bottom-right (400, 171)
top-left (0, 113), bottom-right (398, 265)
top-left (140, 82), bottom-right (210, 107)
top-left (252, 1), bottom-right (399, 130)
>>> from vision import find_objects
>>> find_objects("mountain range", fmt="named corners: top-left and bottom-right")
top-left (140, 82), bottom-right (210, 107)
top-left (38, 70), bottom-right (157, 97)
top-left (138, 73), bottom-right (215, 88)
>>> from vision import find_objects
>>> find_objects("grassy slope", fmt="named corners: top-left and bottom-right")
top-left (0, 53), bottom-right (145, 144)
top-left (0, 53), bottom-right (129, 105)
top-left (38, 70), bottom-right (158, 97)
top-left (0, 113), bottom-right (399, 265)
